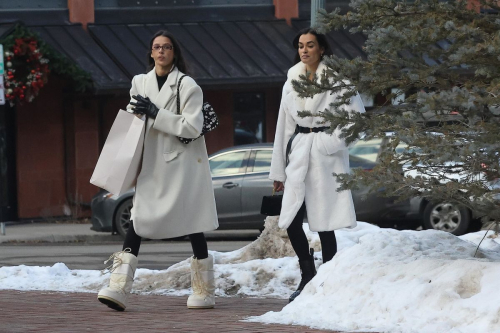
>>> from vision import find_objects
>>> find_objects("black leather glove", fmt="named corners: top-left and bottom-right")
top-left (130, 95), bottom-right (160, 119)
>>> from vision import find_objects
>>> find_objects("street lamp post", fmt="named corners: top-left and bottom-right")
top-left (311, 0), bottom-right (325, 27)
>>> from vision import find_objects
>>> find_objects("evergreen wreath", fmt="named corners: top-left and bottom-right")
top-left (4, 37), bottom-right (50, 104)
top-left (1, 24), bottom-right (93, 106)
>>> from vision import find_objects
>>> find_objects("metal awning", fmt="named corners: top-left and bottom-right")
top-left (88, 20), bottom-right (367, 88)
top-left (1, 22), bottom-right (130, 92)
top-left (30, 25), bottom-right (131, 92)
top-left (88, 20), bottom-right (300, 87)
top-left (2, 19), bottom-right (368, 92)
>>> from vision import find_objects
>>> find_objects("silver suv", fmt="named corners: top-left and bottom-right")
top-left (90, 143), bottom-right (421, 238)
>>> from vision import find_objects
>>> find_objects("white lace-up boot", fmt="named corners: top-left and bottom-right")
top-left (187, 254), bottom-right (215, 309)
top-left (97, 248), bottom-right (138, 311)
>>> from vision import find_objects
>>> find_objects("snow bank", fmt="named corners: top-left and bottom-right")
top-left (1, 216), bottom-right (500, 333)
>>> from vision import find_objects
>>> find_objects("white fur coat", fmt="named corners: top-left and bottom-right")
top-left (269, 61), bottom-right (366, 231)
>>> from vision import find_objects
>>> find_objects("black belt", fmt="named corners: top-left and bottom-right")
top-left (297, 126), bottom-right (329, 133)
top-left (285, 125), bottom-right (329, 165)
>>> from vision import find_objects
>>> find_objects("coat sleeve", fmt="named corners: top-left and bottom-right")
top-left (152, 83), bottom-right (203, 138)
top-left (269, 84), bottom-right (296, 182)
top-left (126, 75), bottom-right (141, 113)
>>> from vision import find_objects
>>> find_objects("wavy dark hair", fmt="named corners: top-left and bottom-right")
top-left (147, 30), bottom-right (188, 73)
top-left (293, 28), bottom-right (332, 64)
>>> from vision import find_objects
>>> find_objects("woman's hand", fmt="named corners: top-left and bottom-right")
top-left (273, 181), bottom-right (284, 193)
top-left (131, 95), bottom-right (160, 119)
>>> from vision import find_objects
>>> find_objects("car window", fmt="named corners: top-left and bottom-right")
top-left (395, 143), bottom-right (408, 154)
top-left (209, 151), bottom-right (247, 176)
top-left (253, 150), bottom-right (272, 173)
top-left (349, 138), bottom-right (383, 162)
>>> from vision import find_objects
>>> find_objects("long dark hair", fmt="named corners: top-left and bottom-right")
top-left (147, 30), bottom-right (188, 73)
top-left (293, 28), bottom-right (332, 64)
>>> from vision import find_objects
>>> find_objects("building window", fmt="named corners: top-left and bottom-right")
top-left (233, 92), bottom-right (265, 146)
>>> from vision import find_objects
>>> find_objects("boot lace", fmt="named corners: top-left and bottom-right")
top-left (191, 258), bottom-right (209, 297)
top-left (101, 248), bottom-right (132, 274)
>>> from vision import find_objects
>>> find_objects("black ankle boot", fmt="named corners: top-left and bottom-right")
top-left (289, 248), bottom-right (316, 303)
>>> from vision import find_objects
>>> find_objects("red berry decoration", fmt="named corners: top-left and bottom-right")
top-left (3, 37), bottom-right (50, 105)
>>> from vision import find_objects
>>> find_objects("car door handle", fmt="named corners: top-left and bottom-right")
top-left (222, 182), bottom-right (239, 189)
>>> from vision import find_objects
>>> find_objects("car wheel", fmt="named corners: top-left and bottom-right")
top-left (114, 198), bottom-right (133, 238)
top-left (423, 201), bottom-right (470, 235)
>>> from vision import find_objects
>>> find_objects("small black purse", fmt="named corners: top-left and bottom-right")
top-left (260, 190), bottom-right (283, 216)
top-left (176, 75), bottom-right (219, 144)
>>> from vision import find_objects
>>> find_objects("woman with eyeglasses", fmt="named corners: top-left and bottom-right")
top-left (269, 28), bottom-right (365, 303)
top-left (97, 30), bottom-right (218, 312)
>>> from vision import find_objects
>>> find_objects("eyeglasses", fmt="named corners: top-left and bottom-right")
top-left (152, 44), bottom-right (173, 51)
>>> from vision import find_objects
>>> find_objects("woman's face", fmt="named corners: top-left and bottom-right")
top-left (151, 36), bottom-right (175, 69)
top-left (298, 33), bottom-right (324, 67)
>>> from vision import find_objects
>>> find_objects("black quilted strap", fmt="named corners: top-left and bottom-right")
top-left (285, 124), bottom-right (299, 166)
top-left (176, 74), bottom-right (188, 115)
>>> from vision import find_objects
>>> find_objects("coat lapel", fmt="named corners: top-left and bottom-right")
top-left (155, 67), bottom-right (179, 110)
top-left (144, 68), bottom-right (158, 102)
top-left (142, 67), bottom-right (180, 132)
top-left (304, 61), bottom-right (328, 114)
top-left (143, 67), bottom-right (179, 110)
top-left (287, 62), bottom-right (307, 111)
top-left (287, 61), bottom-right (331, 116)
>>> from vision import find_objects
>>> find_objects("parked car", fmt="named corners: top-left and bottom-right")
top-left (351, 135), bottom-right (484, 235)
top-left (91, 143), bottom-right (414, 238)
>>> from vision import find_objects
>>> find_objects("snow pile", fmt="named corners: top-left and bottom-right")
top-left (1, 216), bottom-right (500, 333)
top-left (247, 225), bottom-right (500, 333)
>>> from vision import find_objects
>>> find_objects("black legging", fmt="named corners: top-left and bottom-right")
top-left (287, 202), bottom-right (337, 263)
top-left (122, 222), bottom-right (208, 259)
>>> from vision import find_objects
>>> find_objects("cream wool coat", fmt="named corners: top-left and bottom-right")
top-left (128, 67), bottom-right (218, 239)
top-left (269, 61), bottom-right (366, 232)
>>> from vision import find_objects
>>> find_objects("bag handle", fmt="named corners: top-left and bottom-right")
top-left (285, 124), bottom-right (300, 166)
top-left (176, 74), bottom-right (188, 115)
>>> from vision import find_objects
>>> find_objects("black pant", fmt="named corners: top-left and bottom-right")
top-left (122, 222), bottom-right (208, 259)
top-left (287, 202), bottom-right (337, 263)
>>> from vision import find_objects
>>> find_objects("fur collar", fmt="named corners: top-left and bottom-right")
top-left (286, 60), bottom-right (329, 85)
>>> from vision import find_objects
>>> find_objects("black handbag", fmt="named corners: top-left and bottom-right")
top-left (176, 75), bottom-right (219, 144)
top-left (260, 190), bottom-right (283, 216)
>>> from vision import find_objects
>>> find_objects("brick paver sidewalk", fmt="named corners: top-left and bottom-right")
top-left (0, 290), bottom-right (353, 333)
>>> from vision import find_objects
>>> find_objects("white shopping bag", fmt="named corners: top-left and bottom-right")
top-left (90, 110), bottom-right (145, 195)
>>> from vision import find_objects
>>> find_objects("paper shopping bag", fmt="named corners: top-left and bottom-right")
top-left (90, 110), bottom-right (145, 195)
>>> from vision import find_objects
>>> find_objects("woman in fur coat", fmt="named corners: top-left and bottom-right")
top-left (269, 28), bottom-right (366, 302)
top-left (97, 30), bottom-right (218, 312)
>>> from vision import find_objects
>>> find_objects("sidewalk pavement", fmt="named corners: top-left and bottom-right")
top-left (0, 222), bottom-right (120, 244)
top-left (0, 222), bottom-right (261, 244)
top-left (0, 290), bottom-right (352, 333)
top-left (0, 225), bottom-right (367, 332)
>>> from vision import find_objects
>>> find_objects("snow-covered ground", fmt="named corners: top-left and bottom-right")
top-left (1, 217), bottom-right (500, 333)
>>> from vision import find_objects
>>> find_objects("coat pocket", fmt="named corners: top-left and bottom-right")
top-left (163, 150), bottom-right (182, 162)
top-left (316, 132), bottom-right (344, 156)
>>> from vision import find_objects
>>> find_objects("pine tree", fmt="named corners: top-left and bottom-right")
top-left (294, 0), bottom-right (500, 225)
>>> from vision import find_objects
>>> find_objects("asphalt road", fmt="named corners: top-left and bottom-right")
top-left (0, 237), bottom-right (258, 270)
